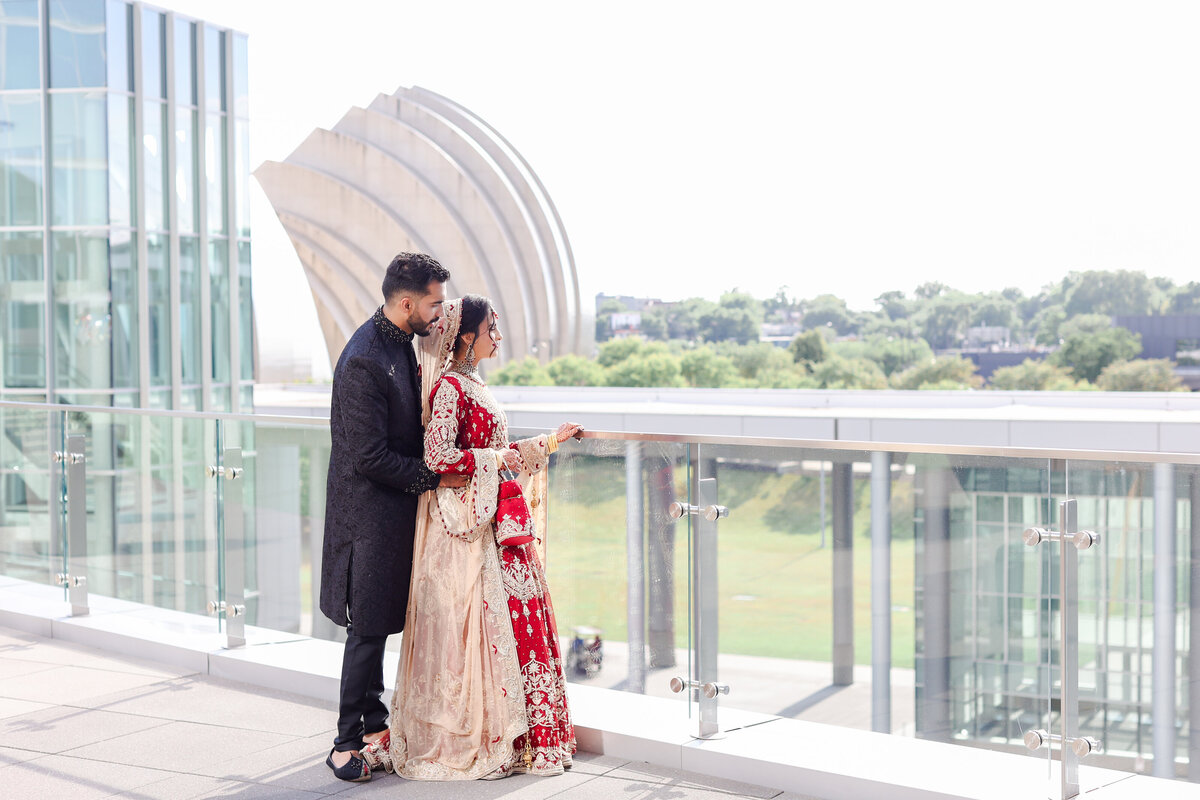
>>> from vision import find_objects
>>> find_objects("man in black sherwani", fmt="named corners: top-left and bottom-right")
top-left (321, 253), bottom-right (464, 781)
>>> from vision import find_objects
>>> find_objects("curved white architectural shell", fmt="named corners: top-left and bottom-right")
top-left (255, 86), bottom-right (587, 365)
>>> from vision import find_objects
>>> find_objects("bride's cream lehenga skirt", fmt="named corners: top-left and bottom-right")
top-left (377, 491), bottom-right (527, 780)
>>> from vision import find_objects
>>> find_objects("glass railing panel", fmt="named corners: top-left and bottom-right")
top-left (179, 413), bottom-right (218, 616)
top-left (0, 404), bottom-right (59, 588)
top-left (1062, 457), bottom-right (1195, 789)
top-left (913, 451), bottom-right (1054, 772)
top-left (697, 442), bottom-right (1058, 783)
top-left (230, 416), bottom-right (331, 638)
top-left (58, 406), bottom-right (221, 622)
top-left (535, 432), bottom-right (693, 716)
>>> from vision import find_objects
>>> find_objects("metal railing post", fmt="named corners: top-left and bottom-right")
top-left (1061, 499), bottom-right (1083, 797)
top-left (870, 450), bottom-right (892, 733)
top-left (1152, 463), bottom-right (1177, 779)
top-left (54, 434), bottom-right (88, 616)
top-left (646, 450), bottom-right (678, 669)
top-left (206, 447), bottom-right (246, 648)
top-left (1190, 471), bottom-right (1200, 782)
top-left (224, 447), bottom-right (246, 647)
top-left (694, 467), bottom-right (720, 738)
top-left (917, 462), bottom-right (952, 740)
top-left (625, 441), bottom-right (646, 693)
top-left (668, 444), bottom-right (730, 738)
top-left (1022, 497), bottom-right (1103, 799)
top-left (832, 460), bottom-right (854, 686)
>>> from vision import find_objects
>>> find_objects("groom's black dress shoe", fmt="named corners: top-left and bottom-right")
top-left (327, 748), bottom-right (371, 782)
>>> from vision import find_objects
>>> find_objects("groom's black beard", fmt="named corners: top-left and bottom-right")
top-left (408, 312), bottom-right (439, 336)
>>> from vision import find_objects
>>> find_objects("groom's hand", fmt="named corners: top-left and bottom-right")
top-left (438, 474), bottom-right (468, 488)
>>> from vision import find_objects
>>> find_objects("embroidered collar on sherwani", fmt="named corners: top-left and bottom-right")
top-left (373, 306), bottom-right (414, 345)
top-left (373, 305), bottom-right (423, 399)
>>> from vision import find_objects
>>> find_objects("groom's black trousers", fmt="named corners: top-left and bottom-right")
top-left (334, 623), bottom-right (388, 752)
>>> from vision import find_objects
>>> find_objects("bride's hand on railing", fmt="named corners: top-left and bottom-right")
top-left (555, 423), bottom-right (584, 443)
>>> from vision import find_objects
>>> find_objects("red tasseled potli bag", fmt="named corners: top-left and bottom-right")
top-left (494, 469), bottom-right (536, 546)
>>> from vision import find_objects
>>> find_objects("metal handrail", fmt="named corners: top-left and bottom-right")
top-left (567, 430), bottom-right (1200, 465)
top-left (0, 400), bottom-right (330, 427)
top-left (4, 398), bottom-right (1200, 464)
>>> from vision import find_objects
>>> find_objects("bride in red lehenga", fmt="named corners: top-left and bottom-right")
top-left (363, 295), bottom-right (580, 780)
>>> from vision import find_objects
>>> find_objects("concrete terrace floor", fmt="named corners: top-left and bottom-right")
top-left (0, 625), bottom-right (816, 800)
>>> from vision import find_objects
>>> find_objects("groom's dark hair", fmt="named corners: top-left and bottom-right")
top-left (382, 253), bottom-right (450, 301)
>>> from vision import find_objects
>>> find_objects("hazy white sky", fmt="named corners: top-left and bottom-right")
top-left (156, 0), bottom-right (1200, 374)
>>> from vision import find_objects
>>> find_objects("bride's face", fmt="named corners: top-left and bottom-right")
top-left (471, 312), bottom-right (502, 360)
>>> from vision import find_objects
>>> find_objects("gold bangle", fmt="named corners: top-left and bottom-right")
top-left (546, 433), bottom-right (558, 454)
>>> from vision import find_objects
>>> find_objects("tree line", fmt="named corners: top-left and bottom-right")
top-left (493, 270), bottom-right (1198, 391)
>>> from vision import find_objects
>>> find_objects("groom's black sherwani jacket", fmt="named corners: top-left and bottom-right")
top-left (320, 314), bottom-right (439, 636)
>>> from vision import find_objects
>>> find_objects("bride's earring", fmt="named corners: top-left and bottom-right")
top-left (464, 342), bottom-right (476, 369)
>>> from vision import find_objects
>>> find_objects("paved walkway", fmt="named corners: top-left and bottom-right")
top-left (0, 625), bottom-right (814, 800)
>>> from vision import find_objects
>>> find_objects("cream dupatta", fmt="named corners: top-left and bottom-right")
top-left (382, 299), bottom-right (526, 780)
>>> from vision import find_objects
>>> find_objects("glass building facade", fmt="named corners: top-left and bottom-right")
top-left (0, 0), bottom-right (253, 411)
top-left (0, 1), bottom-right (253, 611)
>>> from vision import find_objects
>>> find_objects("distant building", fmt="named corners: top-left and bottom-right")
top-left (1112, 315), bottom-right (1200, 389)
top-left (957, 325), bottom-right (1038, 383)
top-left (596, 293), bottom-right (660, 313)
top-left (960, 350), bottom-right (1046, 382)
top-left (595, 295), bottom-right (675, 341)
top-left (258, 86), bottom-right (587, 367)
top-left (608, 312), bottom-right (642, 338)
top-left (760, 321), bottom-right (801, 347)
top-left (1112, 315), bottom-right (1200, 362)
top-left (965, 326), bottom-right (1010, 349)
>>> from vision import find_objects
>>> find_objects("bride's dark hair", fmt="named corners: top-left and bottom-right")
top-left (456, 294), bottom-right (495, 353)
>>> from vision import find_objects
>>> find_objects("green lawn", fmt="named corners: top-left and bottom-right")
top-left (545, 454), bottom-right (917, 669)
